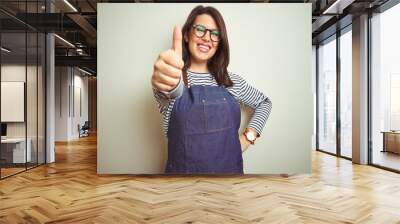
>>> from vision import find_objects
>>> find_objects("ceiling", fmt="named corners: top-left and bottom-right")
top-left (0, 0), bottom-right (393, 75)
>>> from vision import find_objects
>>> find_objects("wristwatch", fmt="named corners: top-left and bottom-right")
top-left (243, 128), bottom-right (258, 145)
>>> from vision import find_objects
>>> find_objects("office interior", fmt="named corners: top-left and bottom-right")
top-left (0, 0), bottom-right (97, 179)
top-left (0, 0), bottom-right (399, 223)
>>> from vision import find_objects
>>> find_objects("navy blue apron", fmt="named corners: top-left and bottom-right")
top-left (165, 75), bottom-right (243, 174)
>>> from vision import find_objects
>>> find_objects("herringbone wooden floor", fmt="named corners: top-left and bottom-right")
top-left (1, 134), bottom-right (400, 224)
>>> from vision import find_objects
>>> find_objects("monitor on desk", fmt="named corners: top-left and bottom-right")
top-left (1, 123), bottom-right (7, 139)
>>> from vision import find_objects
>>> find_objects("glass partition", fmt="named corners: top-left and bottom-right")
top-left (0, 31), bottom-right (28, 177)
top-left (0, 1), bottom-right (46, 179)
top-left (317, 36), bottom-right (337, 154)
top-left (38, 32), bottom-right (45, 165)
top-left (27, 31), bottom-right (38, 169)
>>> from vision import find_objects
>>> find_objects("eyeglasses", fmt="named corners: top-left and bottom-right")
top-left (192, 24), bottom-right (221, 42)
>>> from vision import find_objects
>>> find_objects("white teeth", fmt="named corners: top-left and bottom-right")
top-left (198, 44), bottom-right (210, 53)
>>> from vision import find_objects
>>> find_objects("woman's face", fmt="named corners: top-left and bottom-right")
top-left (185, 14), bottom-right (220, 64)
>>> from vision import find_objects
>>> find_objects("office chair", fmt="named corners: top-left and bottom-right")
top-left (79, 121), bottom-right (90, 138)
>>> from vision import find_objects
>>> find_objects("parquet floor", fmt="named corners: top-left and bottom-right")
top-left (1, 133), bottom-right (400, 223)
top-left (1, 167), bottom-right (26, 178)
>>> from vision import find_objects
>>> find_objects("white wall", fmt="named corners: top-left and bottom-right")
top-left (55, 66), bottom-right (69, 141)
top-left (1, 65), bottom-right (41, 138)
top-left (55, 67), bottom-right (89, 141)
top-left (72, 72), bottom-right (89, 138)
top-left (1, 63), bottom-right (46, 164)
top-left (1, 66), bottom-right (26, 130)
top-left (98, 3), bottom-right (312, 174)
top-left (1, 82), bottom-right (24, 122)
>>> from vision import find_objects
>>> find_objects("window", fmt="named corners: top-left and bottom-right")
top-left (317, 36), bottom-right (337, 154)
top-left (340, 28), bottom-right (352, 158)
top-left (371, 2), bottom-right (400, 171)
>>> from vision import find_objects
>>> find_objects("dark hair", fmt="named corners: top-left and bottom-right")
top-left (181, 5), bottom-right (233, 87)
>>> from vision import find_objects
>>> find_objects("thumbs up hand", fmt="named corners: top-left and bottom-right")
top-left (151, 26), bottom-right (184, 93)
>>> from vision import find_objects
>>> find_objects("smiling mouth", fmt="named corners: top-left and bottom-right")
top-left (197, 43), bottom-right (210, 53)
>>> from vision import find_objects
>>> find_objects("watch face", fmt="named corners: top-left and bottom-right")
top-left (246, 131), bottom-right (256, 141)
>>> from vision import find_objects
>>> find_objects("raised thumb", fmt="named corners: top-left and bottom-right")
top-left (172, 25), bottom-right (183, 59)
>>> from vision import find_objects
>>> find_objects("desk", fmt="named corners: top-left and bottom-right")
top-left (1, 138), bottom-right (31, 163)
top-left (381, 131), bottom-right (400, 154)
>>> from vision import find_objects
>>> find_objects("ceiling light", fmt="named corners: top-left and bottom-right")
top-left (54, 34), bottom-right (75, 48)
top-left (322, 0), bottom-right (354, 15)
top-left (78, 67), bottom-right (93, 76)
top-left (323, 0), bottom-right (341, 14)
top-left (63, 0), bottom-right (78, 12)
top-left (1, 47), bottom-right (11, 53)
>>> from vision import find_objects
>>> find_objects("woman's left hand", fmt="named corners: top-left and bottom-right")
top-left (239, 134), bottom-right (251, 153)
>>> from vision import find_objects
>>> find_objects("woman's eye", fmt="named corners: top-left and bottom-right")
top-left (211, 31), bottom-right (220, 37)
top-left (197, 27), bottom-right (206, 32)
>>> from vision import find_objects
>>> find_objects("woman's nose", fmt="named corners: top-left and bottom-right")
top-left (202, 31), bottom-right (211, 42)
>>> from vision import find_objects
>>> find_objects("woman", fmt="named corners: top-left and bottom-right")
top-left (151, 5), bottom-right (272, 174)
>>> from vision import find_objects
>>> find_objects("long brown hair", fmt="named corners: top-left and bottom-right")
top-left (181, 5), bottom-right (233, 87)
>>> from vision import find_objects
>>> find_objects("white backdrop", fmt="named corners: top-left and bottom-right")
top-left (98, 3), bottom-right (312, 174)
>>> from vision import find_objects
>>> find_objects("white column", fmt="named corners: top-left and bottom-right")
top-left (46, 1), bottom-right (55, 163)
top-left (352, 14), bottom-right (369, 164)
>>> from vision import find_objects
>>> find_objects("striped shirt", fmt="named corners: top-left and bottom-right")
top-left (152, 70), bottom-right (272, 137)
